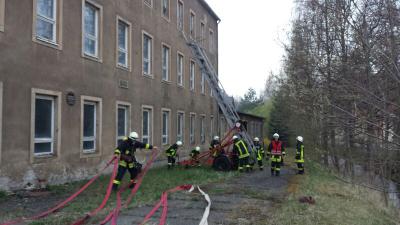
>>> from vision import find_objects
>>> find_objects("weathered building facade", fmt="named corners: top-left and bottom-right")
top-left (0, 0), bottom-right (221, 190)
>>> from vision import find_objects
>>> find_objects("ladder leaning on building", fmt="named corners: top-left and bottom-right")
top-left (181, 32), bottom-right (256, 153)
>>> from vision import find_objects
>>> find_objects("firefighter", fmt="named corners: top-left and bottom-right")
top-left (254, 137), bottom-right (265, 171)
top-left (190, 146), bottom-right (201, 166)
top-left (165, 141), bottom-right (183, 169)
top-left (232, 135), bottom-right (251, 172)
top-left (113, 132), bottom-right (155, 191)
top-left (268, 133), bottom-right (286, 176)
top-left (210, 136), bottom-right (223, 157)
top-left (295, 136), bottom-right (305, 174)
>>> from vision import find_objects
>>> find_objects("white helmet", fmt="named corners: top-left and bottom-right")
top-left (129, 132), bottom-right (139, 140)
top-left (176, 141), bottom-right (183, 146)
top-left (213, 136), bottom-right (220, 141)
top-left (195, 146), bottom-right (200, 151)
top-left (273, 133), bottom-right (279, 138)
top-left (254, 137), bottom-right (259, 142)
top-left (297, 136), bottom-right (303, 142)
top-left (232, 135), bottom-right (239, 140)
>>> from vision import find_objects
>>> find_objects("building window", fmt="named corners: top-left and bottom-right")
top-left (161, 0), bottom-right (169, 20)
top-left (177, 0), bottom-right (183, 31)
top-left (200, 115), bottom-right (205, 144)
top-left (162, 44), bottom-right (170, 81)
top-left (144, 0), bottom-right (153, 7)
top-left (201, 72), bottom-right (205, 94)
top-left (200, 21), bottom-right (205, 46)
top-left (162, 110), bottom-right (170, 145)
top-left (117, 18), bottom-right (130, 69)
top-left (190, 113), bottom-right (195, 144)
top-left (83, 101), bottom-right (97, 152)
top-left (190, 60), bottom-right (195, 91)
top-left (210, 115), bottom-right (214, 139)
top-left (0, 0), bottom-right (4, 32)
top-left (34, 95), bottom-right (55, 155)
top-left (177, 53), bottom-right (184, 86)
top-left (177, 112), bottom-right (184, 142)
top-left (209, 29), bottom-right (214, 52)
top-left (142, 32), bottom-right (153, 76)
top-left (142, 107), bottom-right (153, 144)
top-left (83, 1), bottom-right (101, 58)
top-left (117, 104), bottom-right (129, 145)
top-left (220, 116), bottom-right (226, 137)
top-left (35, 0), bottom-right (57, 43)
top-left (189, 11), bottom-right (195, 38)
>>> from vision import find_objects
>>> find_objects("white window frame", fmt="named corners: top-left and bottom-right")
top-left (177, 0), bottom-right (184, 31)
top-left (116, 17), bottom-right (131, 70)
top-left (200, 21), bottom-right (205, 47)
top-left (142, 31), bottom-right (154, 77)
top-left (161, 108), bottom-right (171, 145)
top-left (144, 0), bottom-right (153, 8)
top-left (209, 28), bottom-right (214, 52)
top-left (142, 106), bottom-right (153, 144)
top-left (83, 101), bottom-right (97, 152)
top-left (190, 60), bottom-right (195, 91)
top-left (116, 102), bottom-right (131, 145)
top-left (161, 0), bottom-right (170, 21)
top-left (177, 111), bottom-right (185, 143)
top-left (201, 72), bottom-right (205, 94)
top-left (34, 95), bottom-right (55, 156)
top-left (200, 115), bottom-right (205, 144)
top-left (35, 0), bottom-right (57, 43)
top-left (177, 52), bottom-right (184, 87)
top-left (190, 113), bottom-right (196, 144)
top-left (82, 0), bottom-right (102, 60)
top-left (30, 89), bottom-right (62, 162)
top-left (161, 43), bottom-right (171, 82)
top-left (0, 0), bottom-right (5, 32)
top-left (80, 96), bottom-right (102, 157)
top-left (189, 10), bottom-right (196, 39)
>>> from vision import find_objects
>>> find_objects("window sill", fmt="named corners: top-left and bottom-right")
top-left (33, 37), bottom-right (62, 50)
top-left (162, 80), bottom-right (172, 85)
top-left (117, 64), bottom-right (131, 72)
top-left (81, 150), bottom-right (101, 158)
top-left (82, 54), bottom-right (103, 63)
top-left (143, 74), bottom-right (154, 79)
top-left (177, 84), bottom-right (185, 89)
top-left (161, 16), bottom-right (170, 23)
top-left (34, 153), bottom-right (55, 159)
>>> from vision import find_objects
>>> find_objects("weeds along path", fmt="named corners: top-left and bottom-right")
top-left (113, 167), bottom-right (295, 225)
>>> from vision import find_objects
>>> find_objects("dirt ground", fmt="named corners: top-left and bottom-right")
top-left (0, 165), bottom-right (295, 225)
top-left (114, 167), bottom-right (294, 225)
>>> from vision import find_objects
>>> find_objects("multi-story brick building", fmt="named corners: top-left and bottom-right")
top-left (0, 0), bottom-right (221, 190)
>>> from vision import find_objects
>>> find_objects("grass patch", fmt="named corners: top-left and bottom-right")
top-left (1, 165), bottom-right (237, 225)
top-left (267, 160), bottom-right (400, 225)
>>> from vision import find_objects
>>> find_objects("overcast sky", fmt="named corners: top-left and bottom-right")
top-left (205, 0), bottom-right (295, 98)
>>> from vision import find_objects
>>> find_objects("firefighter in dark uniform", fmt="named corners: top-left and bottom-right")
top-left (190, 146), bottom-right (201, 166)
top-left (210, 136), bottom-right (222, 157)
top-left (268, 133), bottom-right (286, 176)
top-left (113, 132), bottom-right (155, 191)
top-left (295, 136), bottom-right (305, 174)
top-left (165, 141), bottom-right (183, 169)
top-left (254, 137), bottom-right (265, 170)
top-left (232, 135), bottom-right (251, 172)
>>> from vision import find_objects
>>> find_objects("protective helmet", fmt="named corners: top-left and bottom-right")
top-left (273, 133), bottom-right (279, 138)
top-left (195, 146), bottom-right (200, 151)
top-left (297, 136), bottom-right (303, 142)
top-left (176, 141), bottom-right (183, 146)
top-left (129, 132), bottom-right (139, 140)
top-left (232, 135), bottom-right (239, 140)
top-left (254, 137), bottom-right (259, 142)
top-left (213, 136), bottom-right (220, 141)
